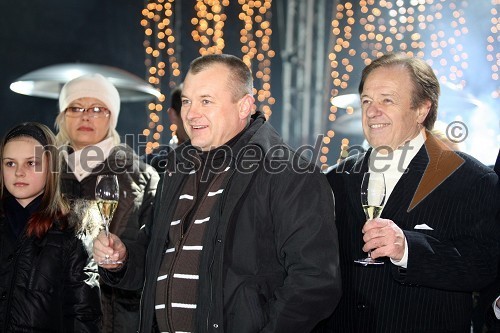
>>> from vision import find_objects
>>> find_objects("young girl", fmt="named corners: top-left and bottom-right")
top-left (0, 122), bottom-right (101, 332)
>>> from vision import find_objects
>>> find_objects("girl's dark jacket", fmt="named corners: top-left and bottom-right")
top-left (0, 214), bottom-right (101, 332)
top-left (101, 112), bottom-right (342, 333)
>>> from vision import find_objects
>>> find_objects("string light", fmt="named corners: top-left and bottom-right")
top-left (424, 0), bottom-right (468, 87)
top-left (487, 0), bottom-right (499, 98)
top-left (192, 0), bottom-right (229, 55)
top-left (238, 0), bottom-right (274, 118)
top-left (142, 0), bottom-right (181, 154)
top-left (138, 0), bottom-right (492, 168)
top-left (322, 0), bottom-right (472, 170)
top-left (191, 1), bottom-right (274, 117)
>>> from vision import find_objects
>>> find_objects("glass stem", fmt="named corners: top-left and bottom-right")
top-left (104, 219), bottom-right (110, 237)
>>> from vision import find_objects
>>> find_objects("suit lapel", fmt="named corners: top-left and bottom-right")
top-left (407, 132), bottom-right (465, 212)
top-left (382, 132), bottom-right (465, 221)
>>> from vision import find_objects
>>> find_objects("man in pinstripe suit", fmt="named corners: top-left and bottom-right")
top-left (321, 53), bottom-right (499, 332)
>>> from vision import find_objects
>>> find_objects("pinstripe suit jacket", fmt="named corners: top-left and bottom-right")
top-left (322, 134), bottom-right (500, 333)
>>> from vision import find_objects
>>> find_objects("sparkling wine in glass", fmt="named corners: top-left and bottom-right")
top-left (354, 172), bottom-right (386, 266)
top-left (95, 175), bottom-right (121, 265)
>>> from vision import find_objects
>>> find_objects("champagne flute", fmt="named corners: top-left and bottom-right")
top-left (354, 172), bottom-right (386, 266)
top-left (95, 175), bottom-right (121, 265)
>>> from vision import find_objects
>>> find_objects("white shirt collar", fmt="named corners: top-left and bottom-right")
top-left (370, 130), bottom-right (426, 173)
top-left (64, 137), bottom-right (116, 182)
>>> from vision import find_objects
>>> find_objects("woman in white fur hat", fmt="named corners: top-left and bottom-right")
top-left (55, 73), bottom-right (160, 333)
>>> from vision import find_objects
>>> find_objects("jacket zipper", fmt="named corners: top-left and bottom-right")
top-left (205, 241), bottom-right (217, 331)
top-left (165, 226), bottom-right (187, 333)
top-left (138, 240), bottom-right (152, 333)
top-left (141, 167), bottom-right (184, 332)
top-left (139, 170), bottom-right (168, 333)
top-left (205, 170), bottom-right (235, 331)
top-left (165, 178), bottom-right (196, 333)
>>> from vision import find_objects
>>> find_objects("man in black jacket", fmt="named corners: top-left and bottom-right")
top-left (94, 54), bottom-right (341, 333)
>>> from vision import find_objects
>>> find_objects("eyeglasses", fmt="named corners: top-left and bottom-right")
top-left (64, 106), bottom-right (110, 118)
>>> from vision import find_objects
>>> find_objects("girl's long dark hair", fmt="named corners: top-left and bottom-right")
top-left (0, 122), bottom-right (69, 238)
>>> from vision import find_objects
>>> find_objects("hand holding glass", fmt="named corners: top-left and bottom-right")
top-left (95, 175), bottom-right (121, 265)
top-left (355, 172), bottom-right (386, 266)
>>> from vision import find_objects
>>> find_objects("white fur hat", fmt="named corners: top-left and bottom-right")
top-left (58, 73), bottom-right (121, 130)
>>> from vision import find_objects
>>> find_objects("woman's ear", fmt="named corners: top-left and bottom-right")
top-left (238, 94), bottom-right (255, 120)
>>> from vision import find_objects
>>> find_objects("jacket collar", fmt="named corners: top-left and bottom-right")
top-left (169, 111), bottom-right (268, 172)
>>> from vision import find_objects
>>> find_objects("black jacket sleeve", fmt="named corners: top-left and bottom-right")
top-left (63, 236), bottom-right (102, 332)
top-left (262, 167), bottom-right (342, 333)
top-left (99, 168), bottom-right (159, 291)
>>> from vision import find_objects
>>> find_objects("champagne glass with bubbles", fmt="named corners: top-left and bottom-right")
top-left (95, 175), bottom-right (121, 265)
top-left (355, 172), bottom-right (386, 266)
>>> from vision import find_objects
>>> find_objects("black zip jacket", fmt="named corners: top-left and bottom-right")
top-left (0, 217), bottom-right (101, 332)
top-left (101, 112), bottom-right (342, 333)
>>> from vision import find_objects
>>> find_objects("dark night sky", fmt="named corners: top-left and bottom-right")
top-left (0, 1), bottom-right (146, 141)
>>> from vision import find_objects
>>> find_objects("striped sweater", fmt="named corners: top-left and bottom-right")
top-left (155, 163), bottom-right (232, 333)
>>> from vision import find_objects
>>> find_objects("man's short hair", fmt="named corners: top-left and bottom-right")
top-left (188, 54), bottom-right (253, 102)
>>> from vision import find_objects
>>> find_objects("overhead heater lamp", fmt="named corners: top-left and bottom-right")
top-left (10, 63), bottom-right (161, 102)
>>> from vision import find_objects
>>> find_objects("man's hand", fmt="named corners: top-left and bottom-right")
top-left (362, 218), bottom-right (405, 261)
top-left (93, 231), bottom-right (127, 270)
